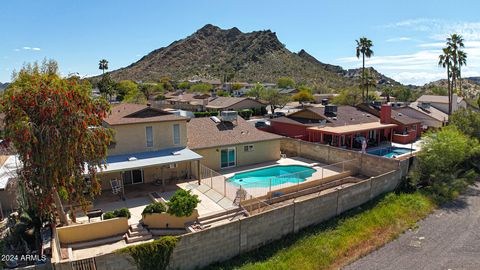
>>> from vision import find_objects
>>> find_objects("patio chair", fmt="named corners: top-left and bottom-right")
top-left (110, 179), bottom-right (125, 200)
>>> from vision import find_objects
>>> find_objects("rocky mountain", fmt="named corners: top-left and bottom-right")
top-left (0, 82), bottom-right (9, 91)
top-left (103, 24), bottom-right (399, 90)
top-left (423, 78), bottom-right (480, 99)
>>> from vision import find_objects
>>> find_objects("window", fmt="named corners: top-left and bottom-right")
top-left (221, 148), bottom-right (236, 168)
top-left (243, 145), bottom-right (254, 152)
top-left (412, 125), bottom-right (417, 131)
top-left (122, 169), bottom-right (143, 185)
top-left (146, 126), bottom-right (153, 147)
top-left (173, 124), bottom-right (180, 145)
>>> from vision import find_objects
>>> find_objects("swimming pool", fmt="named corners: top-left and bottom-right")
top-left (227, 165), bottom-right (316, 187)
top-left (368, 147), bottom-right (414, 158)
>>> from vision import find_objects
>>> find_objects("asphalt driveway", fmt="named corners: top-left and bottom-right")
top-left (344, 183), bottom-right (480, 270)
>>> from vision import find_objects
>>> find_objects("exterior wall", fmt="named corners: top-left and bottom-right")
top-left (56, 217), bottom-right (129, 244)
top-left (107, 120), bottom-right (187, 156)
top-left (392, 123), bottom-right (421, 144)
top-left (142, 209), bottom-right (199, 229)
top-left (194, 140), bottom-right (281, 171)
top-left (98, 161), bottom-right (192, 191)
top-left (270, 121), bottom-right (308, 140)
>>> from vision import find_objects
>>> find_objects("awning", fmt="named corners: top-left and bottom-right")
top-left (307, 122), bottom-right (397, 135)
top-left (101, 147), bottom-right (202, 173)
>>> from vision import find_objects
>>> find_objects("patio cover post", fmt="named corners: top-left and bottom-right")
top-left (197, 160), bottom-right (201, 185)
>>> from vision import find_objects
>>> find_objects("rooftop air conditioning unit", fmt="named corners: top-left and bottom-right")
top-left (419, 102), bottom-right (431, 110)
top-left (324, 105), bottom-right (338, 114)
top-left (221, 111), bottom-right (238, 122)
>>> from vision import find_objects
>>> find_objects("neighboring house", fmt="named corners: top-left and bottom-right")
top-left (187, 116), bottom-right (282, 171)
top-left (416, 94), bottom-right (466, 114)
top-left (313, 93), bottom-right (338, 104)
top-left (396, 101), bottom-right (448, 129)
top-left (99, 103), bottom-right (202, 190)
top-left (278, 88), bottom-right (299, 95)
top-left (358, 104), bottom-right (422, 144)
top-left (205, 97), bottom-right (265, 112)
top-left (268, 105), bottom-right (399, 149)
top-left (163, 93), bottom-right (210, 112)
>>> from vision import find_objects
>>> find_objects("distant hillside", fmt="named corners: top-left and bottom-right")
top-left (102, 24), bottom-right (397, 91)
top-left (423, 78), bottom-right (480, 99)
top-left (0, 82), bottom-right (9, 91)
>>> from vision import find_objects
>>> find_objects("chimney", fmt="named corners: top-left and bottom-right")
top-left (452, 93), bottom-right (458, 112)
top-left (380, 104), bottom-right (392, 124)
top-left (146, 103), bottom-right (151, 107)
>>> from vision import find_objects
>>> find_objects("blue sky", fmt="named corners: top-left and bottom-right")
top-left (2, 0), bottom-right (480, 85)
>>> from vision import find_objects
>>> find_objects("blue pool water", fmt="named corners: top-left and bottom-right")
top-left (227, 165), bottom-right (316, 187)
top-left (368, 147), bottom-right (415, 158)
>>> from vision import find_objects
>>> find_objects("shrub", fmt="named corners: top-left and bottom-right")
top-left (142, 202), bottom-right (167, 215)
top-left (166, 190), bottom-right (200, 217)
top-left (409, 126), bottom-right (480, 201)
top-left (154, 94), bottom-right (165, 101)
top-left (119, 236), bottom-right (178, 270)
top-left (238, 109), bottom-right (253, 120)
top-left (103, 208), bottom-right (131, 220)
top-left (193, 111), bottom-right (219, 118)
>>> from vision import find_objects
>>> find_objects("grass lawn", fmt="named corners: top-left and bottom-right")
top-left (206, 192), bottom-right (435, 270)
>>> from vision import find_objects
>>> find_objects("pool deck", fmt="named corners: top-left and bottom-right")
top-left (220, 157), bottom-right (344, 198)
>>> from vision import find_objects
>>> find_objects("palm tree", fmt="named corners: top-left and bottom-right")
top-left (446, 34), bottom-right (465, 94)
top-left (356, 37), bottom-right (374, 102)
top-left (439, 47), bottom-right (453, 115)
top-left (99, 59), bottom-right (109, 74)
top-left (456, 50), bottom-right (467, 95)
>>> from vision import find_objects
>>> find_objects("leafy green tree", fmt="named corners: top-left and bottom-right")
top-left (450, 108), bottom-right (480, 139)
top-left (115, 80), bottom-right (138, 101)
top-left (97, 74), bottom-right (116, 100)
top-left (166, 189), bottom-right (200, 217)
top-left (356, 37), bottom-right (374, 101)
top-left (98, 59), bottom-right (108, 74)
top-left (231, 83), bottom-right (244, 90)
top-left (410, 126), bottom-right (479, 200)
top-left (332, 87), bottom-right (362, 106)
top-left (124, 87), bottom-right (147, 104)
top-left (189, 83), bottom-right (213, 94)
top-left (2, 61), bottom-right (113, 225)
top-left (177, 81), bottom-right (190, 90)
top-left (261, 88), bottom-right (290, 114)
top-left (393, 86), bottom-right (413, 102)
top-left (246, 83), bottom-right (265, 100)
top-left (361, 70), bottom-right (377, 102)
top-left (160, 77), bottom-right (174, 91)
top-left (138, 83), bottom-right (161, 99)
top-left (292, 87), bottom-right (314, 106)
top-left (277, 77), bottom-right (295, 89)
top-left (382, 87), bottom-right (394, 103)
top-left (216, 90), bottom-right (231, 97)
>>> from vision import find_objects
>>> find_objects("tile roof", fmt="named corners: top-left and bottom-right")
top-left (390, 109), bottom-right (421, 125)
top-left (397, 102), bottom-right (449, 122)
top-left (187, 117), bottom-right (282, 149)
top-left (416, 95), bottom-right (464, 104)
top-left (205, 97), bottom-right (262, 109)
top-left (104, 103), bottom-right (186, 126)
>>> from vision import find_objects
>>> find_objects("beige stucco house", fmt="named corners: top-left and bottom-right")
top-left (187, 116), bottom-right (282, 171)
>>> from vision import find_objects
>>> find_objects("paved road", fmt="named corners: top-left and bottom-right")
top-left (344, 183), bottom-right (480, 270)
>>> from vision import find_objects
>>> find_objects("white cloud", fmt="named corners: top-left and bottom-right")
top-left (386, 37), bottom-right (412, 42)
top-left (20, 46), bottom-right (41, 51)
top-left (22, 46), bottom-right (31, 50)
top-left (32, 47), bottom-right (41, 51)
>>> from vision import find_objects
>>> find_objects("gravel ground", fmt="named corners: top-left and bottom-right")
top-left (344, 183), bottom-right (480, 270)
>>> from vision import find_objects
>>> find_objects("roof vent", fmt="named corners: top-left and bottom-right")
top-left (332, 116), bottom-right (337, 120)
top-left (128, 157), bottom-right (137, 161)
top-left (210, 116), bottom-right (221, 123)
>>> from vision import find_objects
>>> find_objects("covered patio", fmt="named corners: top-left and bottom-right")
top-left (306, 122), bottom-right (398, 149)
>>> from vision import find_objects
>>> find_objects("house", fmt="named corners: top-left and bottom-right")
top-left (416, 94), bottom-right (466, 114)
top-left (205, 97), bottom-right (266, 112)
top-left (313, 93), bottom-right (338, 104)
top-left (163, 93), bottom-right (210, 111)
top-left (99, 103), bottom-right (203, 190)
top-left (358, 103), bottom-right (422, 144)
top-left (187, 115), bottom-right (282, 171)
top-left (278, 88), bottom-right (299, 95)
top-left (268, 105), bottom-right (399, 149)
top-left (395, 101), bottom-right (448, 129)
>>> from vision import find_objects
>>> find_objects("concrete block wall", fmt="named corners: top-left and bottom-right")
top-left (337, 180), bottom-right (372, 214)
top-left (293, 190), bottom-right (339, 232)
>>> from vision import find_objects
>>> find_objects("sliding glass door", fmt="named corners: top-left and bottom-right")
top-left (220, 147), bottom-right (236, 169)
top-left (122, 169), bottom-right (144, 185)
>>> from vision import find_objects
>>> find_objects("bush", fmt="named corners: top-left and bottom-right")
top-left (409, 126), bottom-right (480, 201)
top-left (103, 208), bottom-right (131, 220)
top-left (193, 111), bottom-right (219, 118)
top-left (119, 236), bottom-right (178, 270)
top-left (142, 202), bottom-right (167, 215)
top-left (238, 109), bottom-right (253, 120)
top-left (154, 94), bottom-right (165, 101)
top-left (166, 190), bottom-right (200, 217)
